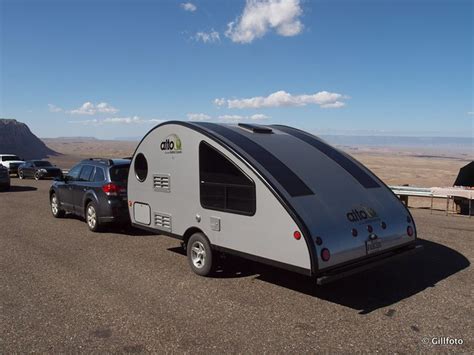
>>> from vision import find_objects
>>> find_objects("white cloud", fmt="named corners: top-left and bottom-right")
top-left (214, 98), bottom-right (226, 106)
top-left (48, 104), bottom-right (63, 112)
top-left (187, 113), bottom-right (212, 121)
top-left (468, 111), bottom-right (474, 115)
top-left (215, 90), bottom-right (348, 109)
top-left (225, 0), bottom-right (303, 44)
top-left (249, 113), bottom-right (269, 120)
top-left (181, 2), bottom-right (197, 12)
top-left (194, 30), bottom-right (220, 43)
top-left (68, 119), bottom-right (101, 126)
top-left (70, 116), bottom-right (162, 125)
top-left (218, 114), bottom-right (269, 122)
top-left (69, 101), bottom-right (119, 115)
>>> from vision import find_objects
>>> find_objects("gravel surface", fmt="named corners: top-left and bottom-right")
top-left (1, 179), bottom-right (472, 353)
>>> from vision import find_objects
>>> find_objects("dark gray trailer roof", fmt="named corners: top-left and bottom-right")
top-left (191, 122), bottom-right (381, 197)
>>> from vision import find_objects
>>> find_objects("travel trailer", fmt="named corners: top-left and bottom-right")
top-left (127, 121), bottom-right (421, 284)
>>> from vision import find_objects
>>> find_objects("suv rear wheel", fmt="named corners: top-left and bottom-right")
top-left (86, 201), bottom-right (102, 232)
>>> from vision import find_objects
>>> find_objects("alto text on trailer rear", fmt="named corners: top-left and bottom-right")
top-left (127, 121), bottom-right (421, 284)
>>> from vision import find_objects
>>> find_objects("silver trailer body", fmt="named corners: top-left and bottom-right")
top-left (128, 122), bottom-right (420, 283)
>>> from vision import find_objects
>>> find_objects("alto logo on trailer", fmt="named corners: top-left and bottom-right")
top-left (160, 134), bottom-right (182, 154)
top-left (346, 206), bottom-right (378, 222)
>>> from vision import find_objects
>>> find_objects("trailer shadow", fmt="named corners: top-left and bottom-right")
top-left (254, 239), bottom-right (469, 314)
top-left (167, 239), bottom-right (469, 313)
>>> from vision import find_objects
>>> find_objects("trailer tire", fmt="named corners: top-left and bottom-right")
top-left (187, 232), bottom-right (214, 276)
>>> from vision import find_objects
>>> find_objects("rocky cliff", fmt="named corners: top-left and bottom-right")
top-left (0, 119), bottom-right (57, 159)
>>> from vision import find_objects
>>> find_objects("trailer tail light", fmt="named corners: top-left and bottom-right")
top-left (321, 248), bottom-right (330, 262)
top-left (293, 231), bottom-right (301, 240)
top-left (102, 183), bottom-right (122, 196)
top-left (407, 226), bottom-right (414, 237)
top-left (351, 228), bottom-right (358, 237)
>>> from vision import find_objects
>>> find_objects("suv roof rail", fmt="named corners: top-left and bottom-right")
top-left (122, 156), bottom-right (132, 160)
top-left (84, 158), bottom-right (114, 165)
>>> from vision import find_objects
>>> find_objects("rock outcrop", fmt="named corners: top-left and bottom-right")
top-left (0, 119), bottom-right (57, 159)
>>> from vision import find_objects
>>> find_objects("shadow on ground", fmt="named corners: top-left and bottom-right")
top-left (1, 185), bottom-right (37, 192)
top-left (61, 215), bottom-right (156, 237)
top-left (169, 239), bottom-right (469, 314)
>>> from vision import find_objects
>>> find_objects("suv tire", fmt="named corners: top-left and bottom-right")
top-left (50, 193), bottom-right (65, 218)
top-left (86, 201), bottom-right (102, 232)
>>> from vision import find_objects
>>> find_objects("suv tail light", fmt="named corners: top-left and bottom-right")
top-left (102, 183), bottom-right (123, 196)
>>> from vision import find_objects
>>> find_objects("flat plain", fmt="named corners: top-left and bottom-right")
top-left (0, 140), bottom-right (473, 352)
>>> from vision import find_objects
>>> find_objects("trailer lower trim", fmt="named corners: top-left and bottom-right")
top-left (315, 243), bottom-right (423, 285)
top-left (213, 245), bottom-right (312, 276)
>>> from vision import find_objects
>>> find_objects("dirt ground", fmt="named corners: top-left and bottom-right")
top-left (0, 178), bottom-right (472, 352)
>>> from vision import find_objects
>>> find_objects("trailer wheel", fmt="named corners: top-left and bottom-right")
top-left (187, 232), bottom-right (214, 276)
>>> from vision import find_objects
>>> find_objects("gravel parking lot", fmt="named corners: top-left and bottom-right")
top-left (1, 179), bottom-right (472, 352)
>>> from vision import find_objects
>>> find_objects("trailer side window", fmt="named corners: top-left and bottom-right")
top-left (134, 153), bottom-right (148, 182)
top-left (199, 142), bottom-right (256, 216)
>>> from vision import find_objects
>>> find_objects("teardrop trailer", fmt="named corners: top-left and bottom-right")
top-left (127, 121), bottom-right (422, 284)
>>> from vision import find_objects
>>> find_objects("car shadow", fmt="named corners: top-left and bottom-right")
top-left (61, 215), bottom-right (157, 237)
top-left (169, 239), bottom-right (469, 314)
top-left (1, 185), bottom-right (37, 192)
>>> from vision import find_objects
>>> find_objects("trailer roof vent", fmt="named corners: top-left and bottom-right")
top-left (238, 123), bottom-right (273, 134)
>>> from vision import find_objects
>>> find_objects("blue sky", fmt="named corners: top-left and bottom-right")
top-left (1, 0), bottom-right (472, 139)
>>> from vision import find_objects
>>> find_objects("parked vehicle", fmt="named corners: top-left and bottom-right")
top-left (49, 158), bottom-right (131, 231)
top-left (0, 165), bottom-right (10, 191)
top-left (19, 160), bottom-right (62, 180)
top-left (0, 154), bottom-right (24, 176)
top-left (127, 121), bottom-right (421, 284)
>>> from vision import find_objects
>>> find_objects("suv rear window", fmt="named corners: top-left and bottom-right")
top-left (110, 165), bottom-right (130, 183)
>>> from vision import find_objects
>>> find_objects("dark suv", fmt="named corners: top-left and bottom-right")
top-left (49, 158), bottom-right (130, 231)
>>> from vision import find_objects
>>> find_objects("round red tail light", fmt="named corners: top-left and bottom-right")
top-left (407, 226), bottom-right (414, 237)
top-left (321, 248), bottom-right (330, 261)
top-left (293, 231), bottom-right (301, 240)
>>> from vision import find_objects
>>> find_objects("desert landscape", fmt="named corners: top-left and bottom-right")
top-left (42, 136), bottom-right (473, 211)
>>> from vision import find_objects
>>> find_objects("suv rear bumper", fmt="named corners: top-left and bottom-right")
top-left (316, 243), bottom-right (423, 285)
top-left (98, 198), bottom-right (130, 224)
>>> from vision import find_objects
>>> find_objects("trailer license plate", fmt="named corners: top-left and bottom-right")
top-left (366, 239), bottom-right (382, 254)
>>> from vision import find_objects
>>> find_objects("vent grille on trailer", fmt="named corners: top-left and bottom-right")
top-left (154, 212), bottom-right (172, 231)
top-left (153, 174), bottom-right (171, 192)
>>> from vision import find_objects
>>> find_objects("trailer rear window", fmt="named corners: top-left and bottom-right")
top-left (199, 142), bottom-right (256, 216)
